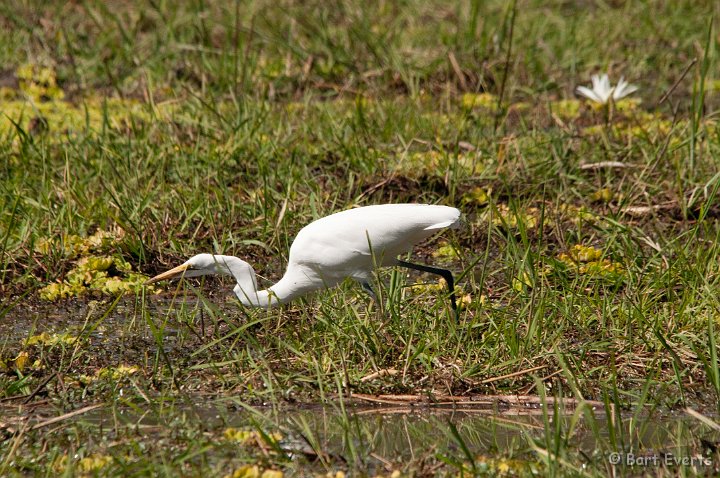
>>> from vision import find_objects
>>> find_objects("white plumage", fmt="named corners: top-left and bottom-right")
top-left (147, 204), bottom-right (461, 309)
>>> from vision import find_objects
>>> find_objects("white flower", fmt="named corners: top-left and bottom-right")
top-left (576, 74), bottom-right (638, 104)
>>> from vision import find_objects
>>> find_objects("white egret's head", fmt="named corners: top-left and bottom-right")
top-left (145, 254), bottom-right (233, 284)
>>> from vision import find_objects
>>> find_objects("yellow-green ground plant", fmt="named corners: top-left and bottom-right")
top-left (2, 1), bottom-right (720, 476)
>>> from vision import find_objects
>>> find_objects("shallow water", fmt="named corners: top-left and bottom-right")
top-left (4, 298), bottom-right (719, 474)
top-left (49, 398), bottom-right (718, 474)
top-left (220, 403), bottom-right (715, 459)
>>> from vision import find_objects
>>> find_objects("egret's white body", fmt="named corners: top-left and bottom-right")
top-left (147, 204), bottom-right (461, 308)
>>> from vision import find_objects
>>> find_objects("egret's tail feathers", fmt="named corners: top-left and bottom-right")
top-left (424, 221), bottom-right (452, 230)
top-left (424, 217), bottom-right (461, 230)
top-left (422, 206), bottom-right (461, 231)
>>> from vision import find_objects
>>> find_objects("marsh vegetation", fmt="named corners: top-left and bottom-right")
top-left (2, 0), bottom-right (720, 475)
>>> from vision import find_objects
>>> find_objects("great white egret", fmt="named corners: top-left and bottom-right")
top-left (146, 203), bottom-right (461, 310)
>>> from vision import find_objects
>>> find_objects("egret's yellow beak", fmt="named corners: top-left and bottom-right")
top-left (145, 263), bottom-right (190, 285)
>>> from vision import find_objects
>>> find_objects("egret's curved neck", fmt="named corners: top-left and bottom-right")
top-left (221, 256), bottom-right (316, 309)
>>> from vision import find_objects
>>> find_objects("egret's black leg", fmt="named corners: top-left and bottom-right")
top-left (397, 260), bottom-right (457, 314)
top-left (360, 281), bottom-right (377, 300)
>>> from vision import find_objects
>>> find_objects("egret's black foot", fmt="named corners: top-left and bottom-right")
top-left (360, 281), bottom-right (377, 300)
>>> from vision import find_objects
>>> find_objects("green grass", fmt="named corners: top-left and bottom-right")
top-left (2, 0), bottom-right (720, 476)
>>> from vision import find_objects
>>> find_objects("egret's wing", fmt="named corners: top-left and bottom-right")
top-left (288, 203), bottom-right (461, 270)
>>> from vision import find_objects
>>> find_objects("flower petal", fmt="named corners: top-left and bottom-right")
top-left (613, 77), bottom-right (638, 99)
top-left (576, 85), bottom-right (603, 103)
top-left (598, 75), bottom-right (613, 102)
